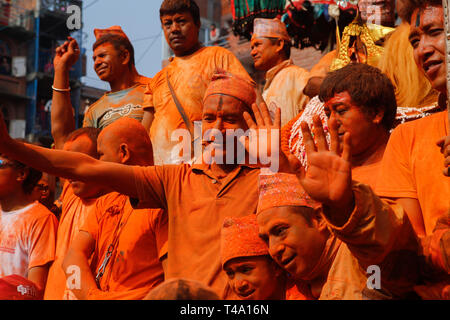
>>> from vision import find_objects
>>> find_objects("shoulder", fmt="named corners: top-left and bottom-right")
top-left (391, 111), bottom-right (446, 138)
top-left (200, 46), bottom-right (237, 59)
top-left (25, 203), bottom-right (58, 224)
top-left (279, 64), bottom-right (310, 79)
top-left (85, 94), bottom-right (107, 113)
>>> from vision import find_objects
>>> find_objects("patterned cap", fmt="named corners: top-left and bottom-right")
top-left (221, 214), bottom-right (268, 267)
top-left (252, 18), bottom-right (290, 41)
top-left (94, 25), bottom-right (130, 41)
top-left (257, 173), bottom-right (321, 215)
top-left (204, 69), bottom-right (256, 112)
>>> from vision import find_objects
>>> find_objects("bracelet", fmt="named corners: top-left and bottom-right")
top-left (52, 85), bottom-right (71, 92)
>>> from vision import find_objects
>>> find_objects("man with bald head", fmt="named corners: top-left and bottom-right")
top-left (62, 117), bottom-right (167, 300)
top-left (0, 72), bottom-right (268, 299)
top-left (44, 128), bottom-right (108, 300)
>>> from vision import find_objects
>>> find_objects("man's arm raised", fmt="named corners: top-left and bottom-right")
top-left (51, 37), bottom-right (79, 149)
top-left (0, 113), bottom-right (138, 198)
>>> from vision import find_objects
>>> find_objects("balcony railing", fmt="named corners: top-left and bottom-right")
top-left (0, 1), bottom-right (35, 33)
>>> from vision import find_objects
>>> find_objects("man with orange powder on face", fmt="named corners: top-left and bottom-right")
top-left (0, 71), bottom-right (263, 299)
top-left (43, 128), bottom-right (108, 300)
top-left (220, 215), bottom-right (287, 300)
top-left (62, 118), bottom-right (167, 300)
top-left (145, 0), bottom-right (253, 164)
top-left (250, 18), bottom-right (309, 126)
top-left (51, 26), bottom-right (153, 145)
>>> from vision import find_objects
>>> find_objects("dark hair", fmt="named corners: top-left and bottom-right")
top-left (65, 127), bottom-right (101, 158)
top-left (268, 37), bottom-right (291, 60)
top-left (159, 0), bottom-right (201, 27)
top-left (319, 63), bottom-right (397, 131)
top-left (93, 34), bottom-right (135, 68)
top-left (1, 140), bottom-right (43, 195)
top-left (398, 0), bottom-right (442, 22)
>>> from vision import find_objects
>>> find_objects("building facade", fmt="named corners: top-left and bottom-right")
top-left (0, 0), bottom-right (86, 141)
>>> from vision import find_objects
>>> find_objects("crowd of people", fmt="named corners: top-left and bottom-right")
top-left (0, 0), bottom-right (449, 300)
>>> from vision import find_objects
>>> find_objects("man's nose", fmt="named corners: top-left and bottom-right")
top-left (416, 38), bottom-right (434, 61)
top-left (236, 277), bottom-right (250, 292)
top-left (170, 21), bottom-right (181, 33)
top-left (269, 238), bottom-right (284, 262)
top-left (213, 118), bottom-right (223, 130)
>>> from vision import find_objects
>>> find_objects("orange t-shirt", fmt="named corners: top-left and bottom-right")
top-left (352, 162), bottom-right (382, 190)
top-left (83, 83), bottom-right (148, 129)
top-left (375, 111), bottom-right (449, 235)
top-left (132, 163), bottom-right (260, 298)
top-left (44, 182), bottom-right (98, 300)
top-left (0, 202), bottom-right (58, 278)
top-left (144, 46), bottom-right (253, 165)
top-left (80, 192), bottom-right (167, 300)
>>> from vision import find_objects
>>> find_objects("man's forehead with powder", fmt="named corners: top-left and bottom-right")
top-left (409, 5), bottom-right (444, 40)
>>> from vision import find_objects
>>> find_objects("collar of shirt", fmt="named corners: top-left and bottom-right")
top-left (191, 162), bottom-right (259, 191)
top-left (264, 59), bottom-right (293, 91)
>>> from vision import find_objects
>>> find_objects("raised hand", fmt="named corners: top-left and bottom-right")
top-left (241, 101), bottom-right (288, 172)
top-left (288, 115), bottom-right (354, 225)
top-left (53, 36), bottom-right (80, 71)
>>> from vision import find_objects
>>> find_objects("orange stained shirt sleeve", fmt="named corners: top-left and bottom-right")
top-left (27, 204), bottom-right (59, 270)
top-left (323, 182), bottom-right (421, 297)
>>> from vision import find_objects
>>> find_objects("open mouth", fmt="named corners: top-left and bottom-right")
top-left (281, 254), bottom-right (296, 268)
top-left (423, 60), bottom-right (442, 77)
top-left (96, 67), bottom-right (107, 75)
top-left (238, 289), bottom-right (255, 298)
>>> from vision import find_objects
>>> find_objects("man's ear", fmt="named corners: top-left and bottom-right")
top-left (16, 167), bottom-right (29, 183)
top-left (372, 109), bottom-right (385, 125)
top-left (119, 143), bottom-right (131, 164)
top-left (275, 39), bottom-right (285, 55)
top-left (120, 49), bottom-right (131, 67)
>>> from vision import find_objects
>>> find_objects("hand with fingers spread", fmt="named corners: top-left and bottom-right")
top-left (241, 101), bottom-right (289, 172)
top-left (53, 36), bottom-right (80, 71)
top-left (288, 114), bottom-right (354, 226)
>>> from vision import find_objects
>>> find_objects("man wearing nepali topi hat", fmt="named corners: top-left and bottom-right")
top-left (50, 25), bottom-right (153, 151)
top-left (250, 18), bottom-right (310, 126)
top-left (0, 70), bottom-right (274, 300)
top-left (256, 170), bottom-right (421, 300)
top-left (220, 214), bottom-right (286, 300)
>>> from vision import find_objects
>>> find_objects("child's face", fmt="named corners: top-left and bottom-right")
top-left (224, 255), bottom-right (283, 300)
